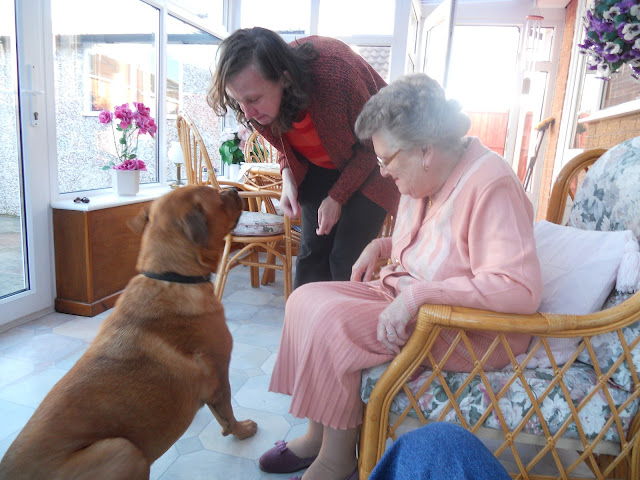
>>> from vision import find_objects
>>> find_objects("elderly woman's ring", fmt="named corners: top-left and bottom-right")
top-left (386, 331), bottom-right (396, 336)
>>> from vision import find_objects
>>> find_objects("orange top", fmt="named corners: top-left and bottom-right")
top-left (284, 111), bottom-right (335, 169)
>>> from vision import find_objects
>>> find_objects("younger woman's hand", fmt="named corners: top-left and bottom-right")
top-left (316, 196), bottom-right (341, 235)
top-left (377, 294), bottom-right (411, 354)
top-left (350, 242), bottom-right (382, 282)
top-left (280, 168), bottom-right (301, 218)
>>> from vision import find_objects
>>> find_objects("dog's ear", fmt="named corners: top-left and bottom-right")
top-left (128, 207), bottom-right (149, 235)
top-left (182, 206), bottom-right (209, 246)
top-left (220, 188), bottom-right (243, 227)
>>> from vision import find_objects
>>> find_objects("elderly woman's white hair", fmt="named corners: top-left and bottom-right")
top-left (355, 73), bottom-right (470, 153)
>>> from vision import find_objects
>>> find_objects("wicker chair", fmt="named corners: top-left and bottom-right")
top-left (176, 112), bottom-right (293, 300)
top-left (359, 145), bottom-right (640, 480)
top-left (242, 132), bottom-right (302, 282)
top-left (243, 129), bottom-right (276, 163)
top-left (176, 112), bottom-right (245, 191)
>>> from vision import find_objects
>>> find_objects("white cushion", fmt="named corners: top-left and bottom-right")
top-left (518, 220), bottom-right (639, 368)
top-left (232, 211), bottom-right (285, 237)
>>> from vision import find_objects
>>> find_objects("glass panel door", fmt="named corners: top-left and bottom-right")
top-left (0, 0), bottom-right (28, 300)
top-left (447, 26), bottom-right (521, 158)
top-left (1, 0), bottom-right (55, 326)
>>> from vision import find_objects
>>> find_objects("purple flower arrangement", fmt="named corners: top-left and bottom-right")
top-left (578, 0), bottom-right (640, 80)
top-left (99, 102), bottom-right (157, 171)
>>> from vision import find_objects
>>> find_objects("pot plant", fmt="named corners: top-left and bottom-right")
top-left (219, 125), bottom-right (250, 180)
top-left (99, 102), bottom-right (157, 196)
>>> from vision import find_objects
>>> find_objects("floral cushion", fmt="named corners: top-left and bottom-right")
top-left (568, 136), bottom-right (640, 240)
top-left (232, 211), bottom-right (285, 236)
top-left (361, 362), bottom-right (639, 443)
top-left (564, 137), bottom-right (640, 387)
top-left (576, 319), bottom-right (640, 393)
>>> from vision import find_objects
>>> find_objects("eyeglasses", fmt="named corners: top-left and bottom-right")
top-left (73, 197), bottom-right (90, 204)
top-left (376, 148), bottom-right (402, 169)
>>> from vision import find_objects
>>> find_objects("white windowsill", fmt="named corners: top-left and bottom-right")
top-left (578, 99), bottom-right (640, 124)
top-left (51, 185), bottom-right (173, 211)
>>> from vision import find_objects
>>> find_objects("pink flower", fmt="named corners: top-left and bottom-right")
top-left (134, 113), bottom-right (149, 134)
top-left (114, 103), bottom-right (134, 129)
top-left (113, 158), bottom-right (147, 171)
top-left (238, 124), bottom-right (251, 150)
top-left (99, 110), bottom-right (113, 124)
top-left (134, 102), bottom-right (151, 118)
top-left (100, 101), bottom-right (156, 171)
top-left (147, 118), bottom-right (157, 137)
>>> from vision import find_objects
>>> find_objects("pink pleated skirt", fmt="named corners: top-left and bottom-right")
top-left (268, 281), bottom-right (531, 430)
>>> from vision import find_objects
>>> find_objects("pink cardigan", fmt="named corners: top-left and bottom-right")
top-left (374, 137), bottom-right (542, 318)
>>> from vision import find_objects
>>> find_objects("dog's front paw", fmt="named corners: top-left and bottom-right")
top-left (232, 419), bottom-right (258, 439)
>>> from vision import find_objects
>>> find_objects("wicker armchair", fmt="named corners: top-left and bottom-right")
top-left (359, 146), bottom-right (640, 480)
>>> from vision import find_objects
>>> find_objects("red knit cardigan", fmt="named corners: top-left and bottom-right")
top-left (255, 36), bottom-right (399, 215)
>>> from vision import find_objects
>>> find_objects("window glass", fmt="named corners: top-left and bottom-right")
top-left (602, 63), bottom-right (640, 109)
top-left (52, 0), bottom-right (159, 193)
top-left (536, 27), bottom-right (554, 62)
top-left (448, 26), bottom-right (520, 113)
top-left (349, 45), bottom-right (391, 82)
top-left (169, 0), bottom-right (224, 28)
top-left (571, 70), bottom-right (601, 149)
top-left (447, 26), bottom-right (520, 160)
top-left (241, 0), bottom-right (310, 35)
top-left (318, 0), bottom-right (394, 36)
top-left (165, 15), bottom-right (222, 183)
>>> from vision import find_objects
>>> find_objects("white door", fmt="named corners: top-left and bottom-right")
top-left (421, 0), bottom-right (456, 89)
top-left (0, 0), bottom-right (55, 326)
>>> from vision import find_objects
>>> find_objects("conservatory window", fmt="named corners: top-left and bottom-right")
top-left (86, 45), bottom-right (156, 113)
top-left (52, 0), bottom-right (159, 194)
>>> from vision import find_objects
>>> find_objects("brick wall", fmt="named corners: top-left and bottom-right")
top-left (603, 64), bottom-right (640, 108)
top-left (581, 113), bottom-right (640, 149)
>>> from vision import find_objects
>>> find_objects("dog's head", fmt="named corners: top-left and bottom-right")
top-left (130, 186), bottom-right (243, 274)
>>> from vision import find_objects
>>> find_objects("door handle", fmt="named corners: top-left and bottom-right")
top-left (22, 64), bottom-right (42, 126)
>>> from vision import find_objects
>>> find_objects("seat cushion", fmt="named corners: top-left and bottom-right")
top-left (361, 362), bottom-right (639, 444)
top-left (232, 211), bottom-right (285, 236)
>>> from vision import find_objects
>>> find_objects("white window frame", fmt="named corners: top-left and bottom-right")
top-left (47, 0), bottom-right (229, 203)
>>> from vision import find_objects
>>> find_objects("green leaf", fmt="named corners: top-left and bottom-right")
top-left (101, 165), bottom-right (111, 170)
top-left (120, 138), bottom-right (127, 144)
top-left (232, 149), bottom-right (244, 164)
top-left (129, 154), bottom-right (137, 159)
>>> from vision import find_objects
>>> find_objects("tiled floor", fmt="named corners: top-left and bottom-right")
top-left (0, 214), bottom-right (26, 298)
top-left (0, 266), bottom-right (305, 479)
top-left (0, 257), bottom-right (593, 479)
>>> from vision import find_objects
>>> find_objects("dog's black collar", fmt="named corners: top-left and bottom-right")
top-left (141, 271), bottom-right (211, 284)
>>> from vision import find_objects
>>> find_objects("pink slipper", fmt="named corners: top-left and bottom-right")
top-left (259, 440), bottom-right (317, 473)
top-left (288, 466), bottom-right (358, 480)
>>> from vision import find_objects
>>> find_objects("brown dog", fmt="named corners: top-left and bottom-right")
top-left (0, 186), bottom-right (257, 479)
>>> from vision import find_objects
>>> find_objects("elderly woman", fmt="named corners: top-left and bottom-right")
top-left (260, 74), bottom-right (542, 480)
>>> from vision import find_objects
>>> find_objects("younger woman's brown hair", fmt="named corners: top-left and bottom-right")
top-left (207, 27), bottom-right (318, 135)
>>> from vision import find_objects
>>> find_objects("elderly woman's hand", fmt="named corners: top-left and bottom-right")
top-left (350, 241), bottom-right (382, 282)
top-left (377, 294), bottom-right (411, 354)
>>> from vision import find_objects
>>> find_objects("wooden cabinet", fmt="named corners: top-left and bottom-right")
top-left (52, 201), bottom-right (152, 316)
